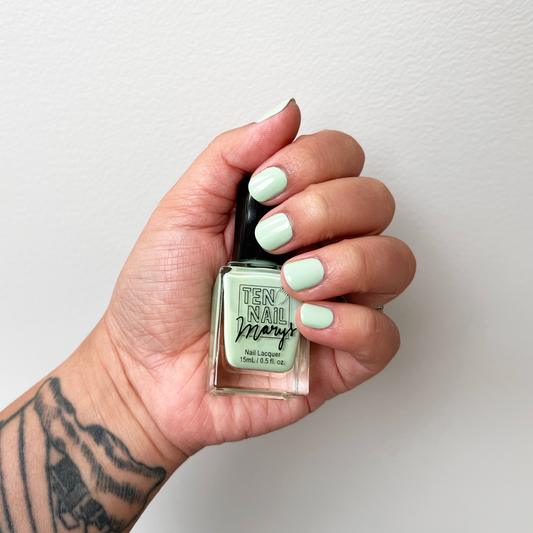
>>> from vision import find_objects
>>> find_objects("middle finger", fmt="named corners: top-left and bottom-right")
top-left (254, 177), bottom-right (395, 253)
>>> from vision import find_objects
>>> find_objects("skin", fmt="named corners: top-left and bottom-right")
top-left (0, 100), bottom-right (415, 531)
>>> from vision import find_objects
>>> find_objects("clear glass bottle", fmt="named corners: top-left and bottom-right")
top-left (207, 178), bottom-right (309, 399)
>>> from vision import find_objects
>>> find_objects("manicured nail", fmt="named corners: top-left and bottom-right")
top-left (249, 167), bottom-right (288, 202)
top-left (258, 98), bottom-right (295, 122)
top-left (255, 213), bottom-right (293, 251)
top-left (300, 303), bottom-right (334, 329)
top-left (283, 258), bottom-right (324, 292)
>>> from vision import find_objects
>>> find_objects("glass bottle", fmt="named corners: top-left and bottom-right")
top-left (207, 178), bottom-right (309, 399)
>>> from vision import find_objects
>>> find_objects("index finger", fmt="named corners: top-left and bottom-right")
top-left (248, 129), bottom-right (365, 204)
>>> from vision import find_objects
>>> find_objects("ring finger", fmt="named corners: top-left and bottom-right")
top-left (281, 235), bottom-right (416, 308)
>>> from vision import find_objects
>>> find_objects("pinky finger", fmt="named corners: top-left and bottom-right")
top-left (298, 302), bottom-right (400, 378)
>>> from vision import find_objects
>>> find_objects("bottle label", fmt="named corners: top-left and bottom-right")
top-left (223, 268), bottom-right (300, 372)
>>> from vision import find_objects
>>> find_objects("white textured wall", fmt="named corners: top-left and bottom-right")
top-left (1, 1), bottom-right (532, 531)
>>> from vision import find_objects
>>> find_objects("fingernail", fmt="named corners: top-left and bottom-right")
top-left (249, 167), bottom-right (288, 202)
top-left (255, 213), bottom-right (293, 251)
top-left (300, 303), bottom-right (334, 329)
top-left (283, 258), bottom-right (324, 292)
top-left (258, 98), bottom-right (295, 122)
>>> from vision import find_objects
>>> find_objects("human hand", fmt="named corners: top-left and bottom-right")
top-left (100, 100), bottom-right (415, 459)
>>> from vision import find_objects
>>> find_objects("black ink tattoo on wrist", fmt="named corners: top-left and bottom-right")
top-left (0, 378), bottom-right (166, 532)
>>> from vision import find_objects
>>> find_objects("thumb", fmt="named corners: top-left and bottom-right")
top-left (159, 99), bottom-right (300, 230)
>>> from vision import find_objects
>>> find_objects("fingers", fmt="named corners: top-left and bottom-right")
top-left (298, 302), bottom-right (400, 377)
top-left (248, 130), bottom-right (365, 204)
top-left (282, 236), bottom-right (416, 308)
top-left (254, 177), bottom-right (395, 252)
top-left (159, 99), bottom-right (301, 229)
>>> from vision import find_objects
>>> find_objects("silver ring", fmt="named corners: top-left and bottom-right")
top-left (375, 306), bottom-right (385, 312)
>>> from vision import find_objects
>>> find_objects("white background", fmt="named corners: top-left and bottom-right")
top-left (1, 1), bottom-right (532, 531)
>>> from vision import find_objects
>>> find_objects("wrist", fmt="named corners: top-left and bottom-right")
top-left (62, 319), bottom-right (189, 473)
top-left (0, 323), bottom-right (184, 532)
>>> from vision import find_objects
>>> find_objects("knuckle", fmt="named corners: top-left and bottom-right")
top-left (339, 131), bottom-right (366, 167)
top-left (320, 130), bottom-right (365, 172)
top-left (206, 133), bottom-right (232, 171)
top-left (398, 240), bottom-right (417, 285)
top-left (208, 130), bottom-right (251, 168)
top-left (208, 131), bottom-right (227, 151)
top-left (302, 184), bottom-right (332, 229)
top-left (360, 310), bottom-right (381, 345)
top-left (387, 236), bottom-right (417, 287)
top-left (316, 129), bottom-right (346, 144)
top-left (294, 130), bottom-right (365, 176)
top-left (295, 135), bottom-right (328, 173)
top-left (293, 133), bottom-right (314, 151)
top-left (344, 242), bottom-right (371, 293)
top-left (405, 244), bottom-right (417, 282)
top-left (356, 312), bottom-right (400, 373)
top-left (368, 178), bottom-right (396, 229)
top-left (383, 319), bottom-right (401, 365)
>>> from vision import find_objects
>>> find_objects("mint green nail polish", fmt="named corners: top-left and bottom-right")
top-left (249, 167), bottom-right (288, 202)
top-left (283, 258), bottom-right (324, 292)
top-left (258, 98), bottom-right (294, 122)
top-left (255, 213), bottom-right (293, 251)
top-left (300, 303), bottom-right (334, 329)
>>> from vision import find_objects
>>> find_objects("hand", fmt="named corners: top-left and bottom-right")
top-left (100, 100), bottom-right (415, 458)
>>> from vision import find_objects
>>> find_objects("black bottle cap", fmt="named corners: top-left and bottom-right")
top-left (231, 177), bottom-right (289, 265)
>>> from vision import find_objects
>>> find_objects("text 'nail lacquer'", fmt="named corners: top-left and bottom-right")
top-left (207, 177), bottom-right (309, 399)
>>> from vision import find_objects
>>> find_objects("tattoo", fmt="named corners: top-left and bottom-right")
top-left (0, 378), bottom-right (166, 532)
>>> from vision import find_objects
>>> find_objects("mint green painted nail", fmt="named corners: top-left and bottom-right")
top-left (249, 167), bottom-right (288, 202)
top-left (283, 258), bottom-right (324, 292)
top-left (300, 303), bottom-right (334, 329)
top-left (255, 213), bottom-right (293, 251)
top-left (258, 98), bottom-right (294, 122)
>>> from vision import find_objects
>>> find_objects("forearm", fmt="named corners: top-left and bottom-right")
top-left (0, 322), bottom-right (186, 533)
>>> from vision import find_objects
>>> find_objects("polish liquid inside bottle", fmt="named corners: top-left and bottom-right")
top-left (207, 178), bottom-right (310, 399)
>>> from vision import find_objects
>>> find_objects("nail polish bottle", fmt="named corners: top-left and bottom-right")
top-left (207, 178), bottom-right (309, 399)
